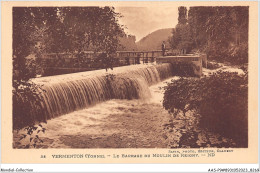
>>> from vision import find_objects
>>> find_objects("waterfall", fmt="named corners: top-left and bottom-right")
top-left (27, 63), bottom-right (174, 124)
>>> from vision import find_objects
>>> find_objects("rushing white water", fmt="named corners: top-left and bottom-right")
top-left (14, 64), bottom-right (244, 148)
top-left (30, 63), bottom-right (175, 123)
top-left (14, 75), bottom-right (179, 148)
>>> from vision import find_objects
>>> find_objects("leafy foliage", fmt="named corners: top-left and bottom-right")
top-left (169, 6), bottom-right (248, 65)
top-left (163, 71), bottom-right (248, 147)
top-left (13, 7), bottom-right (61, 80)
top-left (13, 79), bottom-right (47, 147)
top-left (18, 124), bottom-right (46, 148)
top-left (13, 7), bottom-right (125, 130)
top-left (13, 80), bottom-right (45, 129)
top-left (178, 6), bottom-right (188, 25)
top-left (60, 7), bottom-right (124, 55)
top-left (169, 7), bottom-right (193, 54)
top-left (13, 7), bottom-right (125, 79)
top-left (118, 34), bottom-right (137, 51)
top-left (169, 24), bottom-right (192, 54)
top-left (13, 8), bottom-right (51, 147)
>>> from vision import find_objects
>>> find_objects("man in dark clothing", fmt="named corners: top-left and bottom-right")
top-left (162, 41), bottom-right (166, 56)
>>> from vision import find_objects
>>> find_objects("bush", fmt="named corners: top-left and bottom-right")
top-left (163, 71), bottom-right (248, 147)
top-left (206, 43), bottom-right (248, 66)
top-left (13, 80), bottom-right (45, 129)
top-left (229, 43), bottom-right (248, 65)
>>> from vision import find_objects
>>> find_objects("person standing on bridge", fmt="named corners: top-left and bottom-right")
top-left (162, 41), bottom-right (166, 56)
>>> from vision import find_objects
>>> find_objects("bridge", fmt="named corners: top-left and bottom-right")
top-left (40, 51), bottom-right (207, 76)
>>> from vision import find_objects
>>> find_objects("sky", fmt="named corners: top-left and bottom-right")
top-left (115, 6), bottom-right (179, 42)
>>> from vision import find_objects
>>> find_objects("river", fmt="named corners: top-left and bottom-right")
top-left (13, 64), bottom-right (243, 148)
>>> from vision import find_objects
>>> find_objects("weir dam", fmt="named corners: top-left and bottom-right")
top-left (27, 63), bottom-right (176, 126)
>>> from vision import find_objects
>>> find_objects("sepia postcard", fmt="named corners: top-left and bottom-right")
top-left (1, 1), bottom-right (259, 166)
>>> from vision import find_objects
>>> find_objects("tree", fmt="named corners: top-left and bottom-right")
top-left (169, 6), bottom-right (249, 64)
top-left (13, 7), bottom-right (125, 78)
top-left (188, 7), bottom-right (214, 50)
top-left (178, 6), bottom-right (188, 25)
top-left (13, 7), bottom-right (64, 81)
top-left (13, 7), bottom-right (125, 129)
top-left (13, 7), bottom-right (59, 129)
top-left (118, 34), bottom-right (137, 51)
top-left (168, 28), bottom-right (179, 49)
top-left (175, 24), bottom-right (192, 53)
top-left (169, 6), bottom-right (192, 54)
top-left (52, 7), bottom-right (124, 70)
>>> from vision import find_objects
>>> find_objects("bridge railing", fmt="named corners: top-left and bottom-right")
top-left (39, 50), bottom-right (165, 76)
top-left (38, 50), bottom-right (206, 76)
top-left (41, 51), bottom-right (164, 66)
